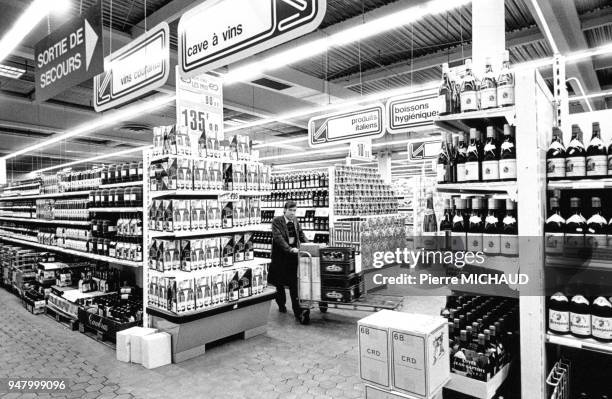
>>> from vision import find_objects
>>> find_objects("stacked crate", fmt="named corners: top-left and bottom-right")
top-left (319, 247), bottom-right (364, 303)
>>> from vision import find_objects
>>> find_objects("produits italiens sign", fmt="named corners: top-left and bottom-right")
top-left (93, 22), bottom-right (170, 111)
top-left (178, 0), bottom-right (326, 76)
top-left (308, 104), bottom-right (385, 147)
top-left (386, 89), bottom-right (439, 134)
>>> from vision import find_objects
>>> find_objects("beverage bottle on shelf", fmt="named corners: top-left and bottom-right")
top-left (436, 132), bottom-right (452, 184)
top-left (480, 57), bottom-right (498, 110)
top-left (465, 128), bottom-right (482, 182)
top-left (548, 292), bottom-right (570, 335)
top-left (591, 296), bottom-right (612, 342)
top-left (547, 127), bottom-right (567, 179)
top-left (483, 198), bottom-right (501, 256)
top-left (497, 50), bottom-right (515, 107)
top-left (437, 62), bottom-right (453, 116)
top-left (451, 135), bottom-right (459, 182)
top-left (439, 199), bottom-right (453, 250)
top-left (499, 124), bottom-right (517, 180)
top-left (586, 122), bottom-right (607, 177)
top-left (460, 59), bottom-right (479, 112)
top-left (566, 124), bottom-right (587, 178)
top-left (467, 197), bottom-right (484, 252)
top-left (586, 197), bottom-right (607, 249)
top-left (451, 198), bottom-right (468, 251)
top-left (545, 194), bottom-right (565, 255)
top-left (500, 200), bottom-right (518, 257)
top-left (570, 294), bottom-right (592, 338)
top-left (422, 195), bottom-right (438, 250)
top-left (565, 197), bottom-right (586, 249)
top-left (482, 126), bottom-right (500, 181)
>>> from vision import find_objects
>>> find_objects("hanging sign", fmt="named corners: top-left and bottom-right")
top-left (407, 140), bottom-right (441, 161)
top-left (178, 0), bottom-right (326, 76)
top-left (385, 89), bottom-right (439, 134)
top-left (309, 104), bottom-right (385, 147)
top-left (175, 67), bottom-right (224, 146)
top-left (93, 22), bottom-right (170, 111)
top-left (349, 139), bottom-right (373, 162)
top-left (34, 0), bottom-right (103, 102)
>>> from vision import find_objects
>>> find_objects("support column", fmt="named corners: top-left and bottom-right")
top-left (472, 0), bottom-right (505, 74)
top-left (0, 159), bottom-right (6, 185)
top-left (377, 151), bottom-right (392, 183)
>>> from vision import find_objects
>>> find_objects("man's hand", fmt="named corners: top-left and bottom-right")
top-left (290, 248), bottom-right (299, 254)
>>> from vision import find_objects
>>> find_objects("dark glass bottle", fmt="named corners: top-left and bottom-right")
top-left (437, 132), bottom-right (452, 184)
top-left (437, 62), bottom-right (453, 115)
top-left (439, 199), bottom-right (453, 250)
top-left (422, 195), bottom-right (438, 249)
top-left (546, 127), bottom-right (566, 179)
top-left (479, 57), bottom-right (497, 110)
top-left (570, 294), bottom-right (592, 338)
top-left (548, 292), bottom-right (570, 335)
top-left (499, 124), bottom-right (516, 181)
top-left (586, 196), bottom-right (607, 249)
top-left (483, 198), bottom-right (501, 256)
top-left (465, 128), bottom-right (482, 182)
top-left (565, 197), bottom-right (586, 249)
top-left (467, 197), bottom-right (484, 252)
top-left (566, 124), bottom-right (586, 178)
top-left (460, 59), bottom-right (479, 112)
top-left (482, 126), bottom-right (499, 181)
top-left (451, 198), bottom-right (468, 251)
top-left (544, 195), bottom-right (565, 255)
top-left (500, 200), bottom-right (518, 257)
top-left (586, 122), bottom-right (607, 177)
top-left (591, 296), bottom-right (612, 342)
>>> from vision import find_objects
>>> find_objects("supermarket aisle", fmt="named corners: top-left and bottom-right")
top-left (0, 289), bottom-right (442, 399)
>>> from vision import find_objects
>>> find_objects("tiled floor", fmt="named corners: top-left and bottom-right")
top-left (0, 288), bottom-right (443, 398)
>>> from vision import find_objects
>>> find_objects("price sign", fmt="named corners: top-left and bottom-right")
top-left (295, 208), bottom-right (307, 217)
top-left (176, 67), bottom-right (224, 150)
top-left (315, 208), bottom-right (329, 217)
top-left (274, 209), bottom-right (284, 217)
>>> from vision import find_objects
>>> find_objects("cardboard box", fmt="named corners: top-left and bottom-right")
top-left (358, 311), bottom-right (392, 388)
top-left (365, 385), bottom-right (443, 399)
top-left (126, 327), bottom-right (158, 364)
top-left (141, 332), bottom-right (172, 369)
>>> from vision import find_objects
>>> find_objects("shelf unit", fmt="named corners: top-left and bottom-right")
top-left (433, 69), bottom-right (553, 398)
top-left (88, 207), bottom-right (144, 213)
top-left (547, 177), bottom-right (612, 190)
top-left (0, 235), bottom-right (142, 267)
top-left (149, 224), bottom-right (269, 238)
top-left (99, 181), bottom-right (143, 189)
top-left (0, 190), bottom-right (91, 201)
top-left (150, 190), bottom-right (269, 199)
top-left (0, 216), bottom-right (91, 226)
top-left (546, 332), bottom-right (612, 356)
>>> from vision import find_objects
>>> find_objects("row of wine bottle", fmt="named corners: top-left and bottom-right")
top-left (547, 122), bottom-right (612, 179)
top-left (549, 292), bottom-right (612, 342)
top-left (436, 125), bottom-right (516, 184)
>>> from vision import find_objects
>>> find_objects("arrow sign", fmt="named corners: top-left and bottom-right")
top-left (178, 0), bottom-right (326, 76)
top-left (308, 104), bottom-right (386, 147)
top-left (34, 0), bottom-right (103, 102)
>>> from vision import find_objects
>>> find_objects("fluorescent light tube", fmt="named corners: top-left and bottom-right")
top-left (0, 64), bottom-right (25, 79)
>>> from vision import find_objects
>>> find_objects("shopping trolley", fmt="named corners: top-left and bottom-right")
top-left (296, 251), bottom-right (404, 325)
top-left (546, 358), bottom-right (571, 399)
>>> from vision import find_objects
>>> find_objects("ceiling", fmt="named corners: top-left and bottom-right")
top-left (0, 0), bottom-right (611, 179)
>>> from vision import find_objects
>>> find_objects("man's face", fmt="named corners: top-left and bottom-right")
top-left (284, 207), bottom-right (297, 220)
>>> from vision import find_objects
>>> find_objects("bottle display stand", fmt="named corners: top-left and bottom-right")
top-left (445, 363), bottom-right (512, 399)
top-left (433, 69), bottom-right (553, 398)
top-left (147, 288), bottom-right (275, 363)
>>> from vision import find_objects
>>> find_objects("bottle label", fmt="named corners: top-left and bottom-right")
top-left (498, 159), bottom-right (517, 180)
top-left (497, 86), bottom-right (515, 106)
top-left (547, 158), bottom-right (566, 178)
top-left (460, 91), bottom-right (478, 112)
top-left (436, 164), bottom-right (449, 183)
top-left (586, 155), bottom-right (607, 176)
top-left (549, 310), bottom-right (570, 333)
top-left (570, 313), bottom-right (591, 336)
top-left (608, 155), bottom-right (612, 174)
top-left (457, 165), bottom-right (467, 182)
top-left (500, 234), bottom-right (518, 256)
top-left (437, 94), bottom-right (449, 114)
top-left (481, 160), bottom-right (500, 181)
top-left (467, 232), bottom-right (483, 252)
top-left (545, 233), bottom-right (564, 254)
top-left (592, 315), bottom-right (612, 340)
top-left (565, 157), bottom-right (586, 177)
top-left (450, 232), bottom-right (467, 252)
top-left (565, 233), bottom-right (585, 249)
top-left (482, 234), bottom-right (501, 255)
top-left (480, 87), bottom-right (497, 109)
top-left (464, 162), bottom-right (480, 181)
top-left (586, 234), bottom-right (607, 249)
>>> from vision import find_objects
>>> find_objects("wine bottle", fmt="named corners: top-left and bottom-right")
top-left (422, 195), bottom-right (438, 249)
top-left (500, 200), bottom-right (518, 257)
top-left (439, 199), bottom-right (453, 250)
top-left (482, 126), bottom-right (500, 181)
top-left (566, 124), bottom-right (586, 178)
top-left (497, 50), bottom-right (515, 107)
top-left (570, 294), bottom-right (592, 338)
top-left (460, 59), bottom-right (479, 112)
top-left (456, 132), bottom-right (468, 183)
top-left (480, 57), bottom-right (498, 110)
top-left (499, 124), bottom-right (517, 180)
top-left (451, 198), bottom-right (468, 251)
top-left (545, 194), bottom-right (565, 255)
top-left (467, 197), bottom-right (484, 252)
top-left (436, 132), bottom-right (452, 184)
top-left (483, 198), bottom-right (501, 256)
top-left (591, 296), bottom-right (612, 342)
top-left (565, 197), bottom-right (586, 249)
top-left (451, 135), bottom-right (459, 183)
top-left (586, 197), bottom-right (607, 249)
top-left (437, 62), bottom-right (453, 115)
top-left (465, 128), bottom-right (482, 182)
top-left (546, 127), bottom-right (566, 179)
top-left (586, 122), bottom-right (607, 177)
top-left (548, 292), bottom-right (570, 335)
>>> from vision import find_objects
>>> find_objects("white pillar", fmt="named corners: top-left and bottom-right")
top-left (0, 159), bottom-right (6, 185)
top-left (472, 0), bottom-right (505, 74)
top-left (377, 151), bottom-right (392, 183)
